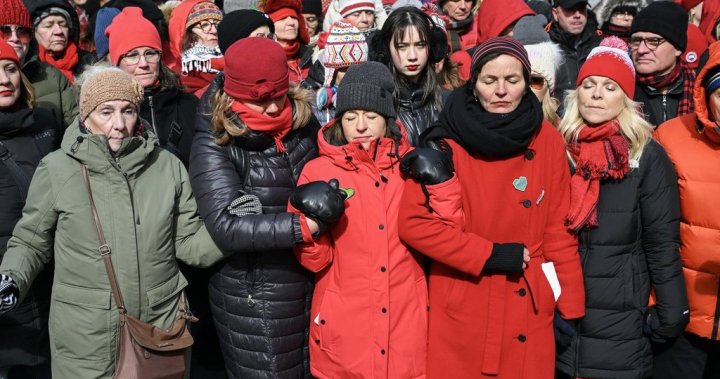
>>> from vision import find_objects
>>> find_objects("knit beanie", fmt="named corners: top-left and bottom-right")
top-left (704, 67), bottom-right (720, 96)
top-left (525, 41), bottom-right (563, 91)
top-left (302, 0), bottom-right (322, 16)
top-left (223, 37), bottom-right (289, 102)
top-left (218, 10), bottom-right (275, 54)
top-left (338, 0), bottom-right (375, 18)
top-left (471, 36), bottom-right (532, 84)
top-left (106, 7), bottom-right (162, 65)
top-left (185, 1), bottom-right (223, 29)
top-left (94, 7), bottom-right (121, 59)
top-left (33, 7), bottom-right (72, 29)
top-left (323, 21), bottom-right (368, 85)
top-left (336, 61), bottom-right (396, 118)
top-left (79, 67), bottom-right (144, 121)
top-left (629, 1), bottom-right (688, 51)
top-left (513, 14), bottom-right (549, 46)
top-left (0, 39), bottom-right (20, 66)
top-left (577, 36), bottom-right (635, 97)
top-left (0, 0), bottom-right (32, 28)
top-left (683, 24), bottom-right (708, 69)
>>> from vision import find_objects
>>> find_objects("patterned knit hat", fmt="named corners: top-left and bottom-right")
top-left (185, 1), bottom-right (222, 29)
top-left (577, 36), bottom-right (636, 97)
top-left (338, 0), bottom-right (375, 18)
top-left (79, 66), bottom-right (144, 121)
top-left (0, 0), bottom-right (32, 28)
top-left (323, 21), bottom-right (368, 85)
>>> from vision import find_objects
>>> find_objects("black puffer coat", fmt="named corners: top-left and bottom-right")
top-left (189, 73), bottom-right (318, 379)
top-left (397, 85), bottom-right (442, 147)
top-left (556, 141), bottom-right (689, 379)
top-left (0, 108), bottom-right (58, 369)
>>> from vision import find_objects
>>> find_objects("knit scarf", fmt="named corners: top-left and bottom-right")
top-left (230, 98), bottom-right (293, 153)
top-left (181, 44), bottom-right (224, 75)
top-left (637, 61), bottom-right (696, 116)
top-left (422, 85), bottom-right (543, 158)
top-left (565, 120), bottom-right (629, 232)
top-left (282, 39), bottom-right (300, 59)
top-left (446, 15), bottom-right (474, 53)
top-left (39, 42), bottom-right (79, 83)
top-left (601, 23), bottom-right (630, 43)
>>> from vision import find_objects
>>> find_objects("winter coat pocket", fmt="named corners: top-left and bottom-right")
top-left (51, 283), bottom-right (113, 361)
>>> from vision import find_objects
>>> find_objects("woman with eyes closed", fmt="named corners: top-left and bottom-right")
top-left (555, 37), bottom-right (689, 379)
top-left (369, 7), bottom-right (446, 147)
top-left (107, 7), bottom-right (198, 166)
top-left (398, 36), bottom-right (585, 379)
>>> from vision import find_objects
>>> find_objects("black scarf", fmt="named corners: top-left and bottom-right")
top-left (422, 84), bottom-right (543, 158)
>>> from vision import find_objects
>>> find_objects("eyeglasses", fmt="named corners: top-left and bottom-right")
top-left (121, 49), bottom-right (161, 65)
top-left (611, 10), bottom-right (634, 17)
top-left (530, 75), bottom-right (547, 90)
top-left (193, 20), bottom-right (220, 33)
top-left (629, 37), bottom-right (666, 51)
top-left (0, 25), bottom-right (33, 42)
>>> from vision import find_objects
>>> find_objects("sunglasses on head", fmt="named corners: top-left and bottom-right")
top-left (0, 25), bottom-right (32, 42)
top-left (530, 75), bottom-right (547, 90)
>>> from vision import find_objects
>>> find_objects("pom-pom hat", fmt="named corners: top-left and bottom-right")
top-left (323, 21), bottom-right (368, 85)
top-left (576, 36), bottom-right (636, 98)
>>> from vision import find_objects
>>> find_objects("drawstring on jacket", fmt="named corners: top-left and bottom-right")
top-left (70, 136), bottom-right (85, 153)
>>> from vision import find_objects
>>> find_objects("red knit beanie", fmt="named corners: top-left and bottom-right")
top-left (577, 36), bottom-right (636, 98)
top-left (105, 7), bottom-right (162, 65)
top-left (0, 39), bottom-right (20, 65)
top-left (0, 0), bottom-right (32, 28)
top-left (224, 37), bottom-right (289, 102)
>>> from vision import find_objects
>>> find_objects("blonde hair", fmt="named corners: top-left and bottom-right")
top-left (210, 86), bottom-right (314, 146)
top-left (558, 89), bottom-right (653, 163)
top-left (539, 87), bottom-right (560, 127)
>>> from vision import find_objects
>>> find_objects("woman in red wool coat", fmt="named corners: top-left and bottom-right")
top-left (398, 36), bottom-right (585, 379)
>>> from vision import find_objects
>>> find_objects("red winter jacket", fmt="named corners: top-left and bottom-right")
top-left (476, 0), bottom-right (534, 44)
top-left (398, 121), bottom-right (585, 379)
top-left (291, 121), bottom-right (428, 378)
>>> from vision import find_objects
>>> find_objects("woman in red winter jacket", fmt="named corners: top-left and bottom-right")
top-left (289, 61), bottom-right (431, 378)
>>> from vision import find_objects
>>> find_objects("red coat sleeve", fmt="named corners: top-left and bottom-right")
top-left (542, 138), bottom-right (585, 319)
top-left (398, 177), bottom-right (493, 277)
top-left (425, 174), bottom-right (465, 229)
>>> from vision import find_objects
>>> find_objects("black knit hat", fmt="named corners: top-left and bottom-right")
top-left (336, 62), bottom-right (396, 118)
top-left (301, 0), bottom-right (322, 16)
top-left (218, 10), bottom-right (275, 54)
top-left (630, 1), bottom-right (688, 51)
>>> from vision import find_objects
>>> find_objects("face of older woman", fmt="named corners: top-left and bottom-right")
top-left (35, 15), bottom-right (69, 54)
top-left (345, 10), bottom-right (375, 31)
top-left (191, 20), bottom-right (219, 47)
top-left (274, 16), bottom-right (299, 44)
top-left (341, 110), bottom-right (387, 150)
top-left (577, 75), bottom-right (625, 125)
top-left (0, 59), bottom-right (21, 109)
top-left (85, 100), bottom-right (138, 152)
top-left (474, 54), bottom-right (526, 113)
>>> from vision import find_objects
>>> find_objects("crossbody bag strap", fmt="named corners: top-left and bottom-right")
top-left (80, 164), bottom-right (127, 314)
top-left (0, 140), bottom-right (32, 200)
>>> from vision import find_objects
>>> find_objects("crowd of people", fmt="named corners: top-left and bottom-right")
top-left (0, 0), bottom-right (719, 378)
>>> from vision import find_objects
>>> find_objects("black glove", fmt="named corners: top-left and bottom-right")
top-left (290, 179), bottom-right (347, 231)
top-left (554, 311), bottom-right (577, 352)
top-left (0, 273), bottom-right (19, 314)
top-left (400, 148), bottom-right (454, 185)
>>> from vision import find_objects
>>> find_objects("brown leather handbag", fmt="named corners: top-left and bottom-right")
top-left (81, 165), bottom-right (198, 379)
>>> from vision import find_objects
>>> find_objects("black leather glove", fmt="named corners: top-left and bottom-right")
top-left (0, 273), bottom-right (19, 314)
top-left (400, 148), bottom-right (454, 185)
top-left (554, 311), bottom-right (577, 352)
top-left (290, 179), bottom-right (347, 232)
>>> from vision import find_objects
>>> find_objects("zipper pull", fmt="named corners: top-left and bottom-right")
top-left (247, 294), bottom-right (256, 307)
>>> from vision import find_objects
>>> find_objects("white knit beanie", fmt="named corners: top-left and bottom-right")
top-left (523, 41), bottom-right (563, 91)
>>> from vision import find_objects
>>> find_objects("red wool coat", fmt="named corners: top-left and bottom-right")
top-left (398, 121), bottom-right (585, 379)
top-left (291, 122), bottom-right (428, 378)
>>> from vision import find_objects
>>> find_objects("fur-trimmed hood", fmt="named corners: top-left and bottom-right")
top-left (592, 0), bottom-right (651, 27)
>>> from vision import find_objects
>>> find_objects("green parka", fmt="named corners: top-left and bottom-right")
top-left (0, 122), bottom-right (228, 378)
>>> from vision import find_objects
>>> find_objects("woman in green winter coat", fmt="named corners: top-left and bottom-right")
top-left (0, 63), bottom-right (230, 378)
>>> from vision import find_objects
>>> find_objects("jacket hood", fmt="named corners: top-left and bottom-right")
top-left (476, 0), bottom-right (535, 44)
top-left (691, 41), bottom-right (720, 134)
top-left (24, 0), bottom-right (82, 45)
top-left (166, 0), bottom-right (203, 73)
top-left (317, 118), bottom-right (410, 172)
top-left (700, 0), bottom-right (720, 43)
top-left (592, 0), bottom-right (650, 27)
top-left (60, 118), bottom-right (159, 173)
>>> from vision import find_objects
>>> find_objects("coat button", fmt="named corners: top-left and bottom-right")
top-left (380, 266), bottom-right (387, 272)
top-left (375, 181), bottom-right (380, 187)
top-left (382, 307), bottom-right (387, 313)
top-left (522, 200), bottom-right (532, 208)
top-left (518, 288), bottom-right (526, 297)
top-left (518, 334), bottom-right (526, 342)
top-left (524, 149), bottom-right (535, 160)
top-left (320, 320), bottom-right (326, 325)
top-left (381, 349), bottom-right (386, 355)
top-left (379, 224), bottom-right (385, 230)
top-left (315, 339), bottom-right (320, 344)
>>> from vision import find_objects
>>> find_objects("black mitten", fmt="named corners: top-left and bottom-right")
top-left (290, 179), bottom-right (347, 230)
top-left (400, 148), bottom-right (454, 185)
top-left (554, 311), bottom-right (577, 352)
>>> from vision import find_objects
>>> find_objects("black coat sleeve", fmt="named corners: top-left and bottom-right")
top-left (639, 141), bottom-right (689, 341)
top-left (188, 123), bottom-right (303, 254)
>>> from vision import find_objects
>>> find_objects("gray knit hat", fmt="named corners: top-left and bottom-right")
top-left (336, 62), bottom-right (396, 118)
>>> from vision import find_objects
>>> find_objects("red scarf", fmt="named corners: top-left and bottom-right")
top-left (39, 42), bottom-right (79, 83)
top-left (230, 98), bottom-right (293, 153)
top-left (565, 120), bottom-right (630, 232)
top-left (282, 40), bottom-right (300, 59)
top-left (636, 61), bottom-right (696, 116)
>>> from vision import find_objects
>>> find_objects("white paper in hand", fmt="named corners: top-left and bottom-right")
top-left (541, 262), bottom-right (562, 301)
